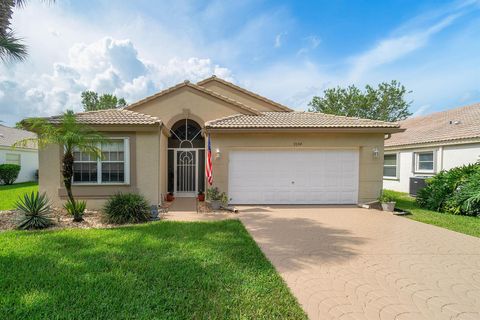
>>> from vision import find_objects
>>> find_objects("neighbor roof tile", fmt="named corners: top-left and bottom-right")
top-left (385, 103), bottom-right (480, 147)
top-left (0, 125), bottom-right (37, 149)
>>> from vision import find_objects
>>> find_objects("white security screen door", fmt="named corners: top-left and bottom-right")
top-left (175, 149), bottom-right (197, 197)
top-left (228, 150), bottom-right (359, 204)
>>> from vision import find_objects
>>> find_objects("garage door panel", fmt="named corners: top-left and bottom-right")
top-left (229, 150), bottom-right (359, 204)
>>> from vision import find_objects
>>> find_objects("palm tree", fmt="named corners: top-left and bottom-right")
top-left (15, 110), bottom-right (106, 220)
top-left (0, 0), bottom-right (54, 62)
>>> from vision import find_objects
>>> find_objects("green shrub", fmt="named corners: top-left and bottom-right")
top-left (444, 172), bottom-right (480, 216)
top-left (103, 193), bottom-right (151, 224)
top-left (378, 189), bottom-right (396, 202)
top-left (416, 164), bottom-right (480, 212)
top-left (206, 187), bottom-right (228, 205)
top-left (64, 199), bottom-right (87, 222)
top-left (15, 192), bottom-right (53, 230)
top-left (0, 164), bottom-right (21, 185)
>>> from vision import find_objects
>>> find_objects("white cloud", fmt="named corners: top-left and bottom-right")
top-left (274, 32), bottom-right (286, 48)
top-left (411, 104), bottom-right (431, 117)
top-left (348, 13), bottom-right (460, 81)
top-left (297, 35), bottom-right (321, 56)
top-left (0, 37), bottom-right (233, 124)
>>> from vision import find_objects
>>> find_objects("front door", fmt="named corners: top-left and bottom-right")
top-left (174, 149), bottom-right (197, 197)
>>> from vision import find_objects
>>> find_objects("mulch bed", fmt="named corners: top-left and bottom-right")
top-left (0, 208), bottom-right (116, 232)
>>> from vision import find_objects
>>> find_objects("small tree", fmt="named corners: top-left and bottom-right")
top-left (308, 81), bottom-right (412, 122)
top-left (81, 91), bottom-right (127, 111)
top-left (15, 110), bottom-right (106, 221)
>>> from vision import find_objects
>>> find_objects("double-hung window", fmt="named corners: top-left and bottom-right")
top-left (73, 138), bottom-right (129, 184)
top-left (383, 153), bottom-right (398, 179)
top-left (5, 153), bottom-right (21, 165)
top-left (414, 151), bottom-right (434, 173)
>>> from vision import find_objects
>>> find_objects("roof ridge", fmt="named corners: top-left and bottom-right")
top-left (288, 110), bottom-right (400, 126)
top-left (125, 80), bottom-right (261, 115)
top-left (197, 76), bottom-right (294, 112)
top-left (205, 111), bottom-right (402, 129)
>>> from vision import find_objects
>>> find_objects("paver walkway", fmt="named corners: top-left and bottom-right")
top-left (238, 206), bottom-right (480, 320)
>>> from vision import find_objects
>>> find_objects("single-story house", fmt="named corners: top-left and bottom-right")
top-left (39, 76), bottom-right (402, 208)
top-left (383, 103), bottom-right (480, 193)
top-left (0, 124), bottom-right (38, 183)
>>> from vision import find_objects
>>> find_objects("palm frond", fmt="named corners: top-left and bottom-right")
top-left (17, 110), bottom-right (106, 159)
top-left (0, 31), bottom-right (27, 62)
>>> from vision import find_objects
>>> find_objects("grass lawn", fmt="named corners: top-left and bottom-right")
top-left (0, 220), bottom-right (307, 319)
top-left (387, 190), bottom-right (480, 238)
top-left (0, 182), bottom-right (38, 210)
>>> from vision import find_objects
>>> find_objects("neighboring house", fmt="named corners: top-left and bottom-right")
top-left (0, 124), bottom-right (38, 183)
top-left (38, 76), bottom-right (402, 209)
top-left (383, 103), bottom-right (480, 193)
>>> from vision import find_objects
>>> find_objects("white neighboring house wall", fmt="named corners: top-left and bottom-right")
top-left (383, 142), bottom-right (480, 193)
top-left (0, 146), bottom-right (38, 183)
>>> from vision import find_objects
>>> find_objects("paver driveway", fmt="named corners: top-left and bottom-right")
top-left (238, 206), bottom-right (480, 320)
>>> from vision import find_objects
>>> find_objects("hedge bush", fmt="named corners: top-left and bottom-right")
top-left (0, 164), bottom-right (21, 185)
top-left (103, 193), bottom-right (151, 224)
top-left (416, 163), bottom-right (480, 216)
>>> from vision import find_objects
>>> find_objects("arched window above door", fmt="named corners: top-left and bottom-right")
top-left (168, 119), bottom-right (204, 149)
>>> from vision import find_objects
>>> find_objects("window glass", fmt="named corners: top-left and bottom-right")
top-left (100, 140), bottom-right (125, 183)
top-left (419, 153), bottom-right (433, 162)
top-left (5, 153), bottom-right (21, 165)
top-left (73, 150), bottom-right (98, 183)
top-left (72, 139), bottom-right (126, 184)
top-left (417, 152), bottom-right (434, 171)
top-left (383, 154), bottom-right (397, 178)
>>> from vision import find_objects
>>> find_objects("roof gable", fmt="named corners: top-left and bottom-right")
top-left (386, 103), bottom-right (480, 147)
top-left (197, 76), bottom-right (293, 112)
top-left (126, 81), bottom-right (260, 116)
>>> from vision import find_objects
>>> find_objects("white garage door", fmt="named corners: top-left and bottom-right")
top-left (228, 150), bottom-right (359, 204)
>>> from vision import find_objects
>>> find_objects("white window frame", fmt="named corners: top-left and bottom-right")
top-left (414, 150), bottom-right (435, 174)
top-left (5, 153), bottom-right (21, 165)
top-left (72, 137), bottom-right (130, 185)
top-left (383, 152), bottom-right (399, 180)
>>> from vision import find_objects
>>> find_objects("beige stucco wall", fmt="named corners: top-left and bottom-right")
top-left (208, 131), bottom-right (385, 203)
top-left (200, 81), bottom-right (286, 112)
top-left (131, 86), bottom-right (250, 129)
top-left (38, 131), bottom-right (160, 210)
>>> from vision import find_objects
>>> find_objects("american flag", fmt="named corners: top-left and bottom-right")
top-left (206, 134), bottom-right (213, 185)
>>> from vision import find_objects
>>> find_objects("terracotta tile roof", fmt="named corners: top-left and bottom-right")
top-left (197, 76), bottom-right (294, 112)
top-left (385, 103), bottom-right (480, 147)
top-left (0, 125), bottom-right (37, 149)
top-left (47, 109), bottom-right (161, 126)
top-left (206, 112), bottom-right (401, 129)
top-left (126, 81), bottom-right (261, 115)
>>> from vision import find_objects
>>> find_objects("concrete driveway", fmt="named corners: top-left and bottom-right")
top-left (238, 206), bottom-right (480, 320)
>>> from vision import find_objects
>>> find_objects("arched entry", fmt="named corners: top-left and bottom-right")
top-left (168, 119), bottom-right (205, 197)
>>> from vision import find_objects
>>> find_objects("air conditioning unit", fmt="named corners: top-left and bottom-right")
top-left (409, 177), bottom-right (427, 196)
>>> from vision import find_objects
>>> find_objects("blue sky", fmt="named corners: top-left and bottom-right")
top-left (1, 0), bottom-right (479, 125)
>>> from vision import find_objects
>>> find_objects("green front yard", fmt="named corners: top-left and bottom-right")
top-left (0, 220), bottom-right (306, 319)
top-left (387, 190), bottom-right (480, 238)
top-left (0, 182), bottom-right (38, 210)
